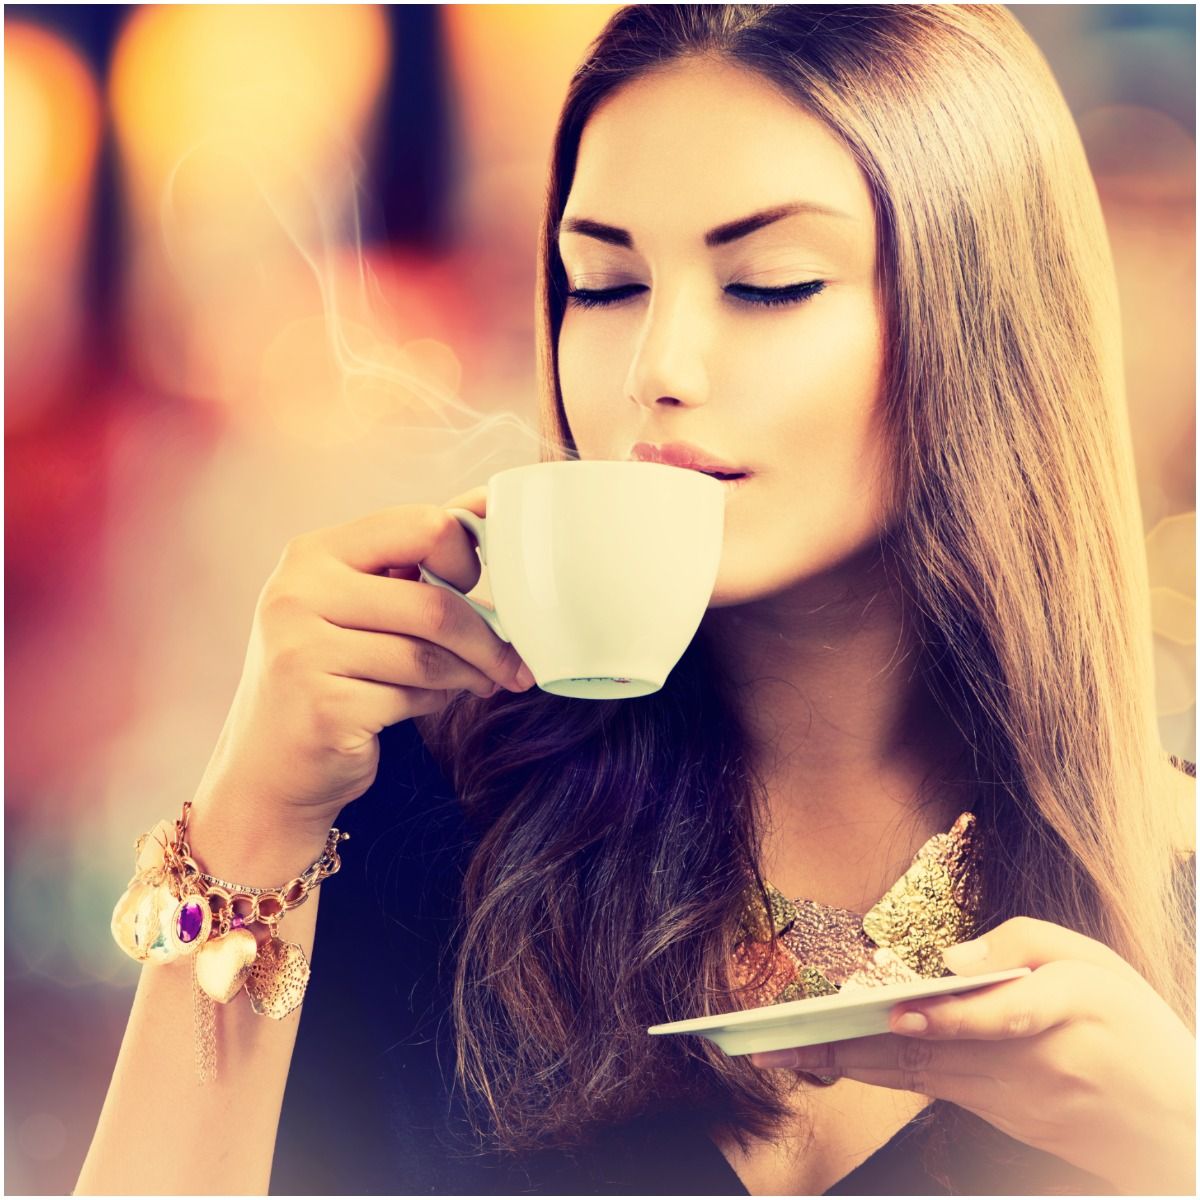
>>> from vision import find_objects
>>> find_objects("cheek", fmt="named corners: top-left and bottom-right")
top-left (764, 289), bottom-right (888, 483)
top-left (709, 457), bottom-right (893, 607)
top-left (744, 295), bottom-right (886, 497)
top-left (767, 284), bottom-right (883, 405)
top-left (557, 319), bottom-right (610, 455)
top-left (710, 313), bottom-right (893, 600)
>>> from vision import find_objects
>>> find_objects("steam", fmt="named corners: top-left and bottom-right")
top-left (155, 109), bottom-right (572, 487)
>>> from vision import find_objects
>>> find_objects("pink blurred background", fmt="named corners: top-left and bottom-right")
top-left (4, 5), bottom-right (1194, 1193)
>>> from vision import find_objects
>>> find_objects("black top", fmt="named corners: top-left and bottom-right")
top-left (270, 718), bottom-right (1183, 1195)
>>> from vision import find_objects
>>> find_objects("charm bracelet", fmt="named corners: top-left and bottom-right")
top-left (110, 799), bottom-right (348, 1083)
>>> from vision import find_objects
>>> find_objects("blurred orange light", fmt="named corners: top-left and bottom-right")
top-left (444, 5), bottom-right (618, 153)
top-left (110, 4), bottom-right (390, 213)
top-left (1146, 512), bottom-right (1196, 718)
top-left (1146, 511), bottom-right (1196, 598)
top-left (108, 4), bottom-right (392, 404)
top-left (4, 23), bottom-right (102, 431)
top-left (443, 5), bottom-right (618, 240)
top-left (5, 23), bottom-right (99, 228)
top-left (1151, 588), bottom-right (1196, 647)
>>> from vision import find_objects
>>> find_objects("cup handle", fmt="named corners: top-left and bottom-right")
top-left (416, 508), bottom-right (511, 644)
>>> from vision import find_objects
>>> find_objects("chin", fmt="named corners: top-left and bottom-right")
top-left (704, 543), bottom-right (786, 607)
top-left (705, 568), bottom-right (798, 609)
top-left (706, 532), bottom-right (894, 611)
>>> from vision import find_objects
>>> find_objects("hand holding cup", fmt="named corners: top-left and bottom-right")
top-left (194, 487), bottom-right (534, 838)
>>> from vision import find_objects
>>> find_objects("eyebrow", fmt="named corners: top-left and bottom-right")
top-left (555, 201), bottom-right (853, 250)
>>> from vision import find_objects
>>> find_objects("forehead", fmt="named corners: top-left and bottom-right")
top-left (565, 58), bottom-right (875, 243)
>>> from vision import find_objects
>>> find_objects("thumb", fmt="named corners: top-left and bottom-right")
top-left (940, 935), bottom-right (992, 974)
top-left (439, 484), bottom-right (488, 517)
top-left (942, 915), bottom-right (1146, 988)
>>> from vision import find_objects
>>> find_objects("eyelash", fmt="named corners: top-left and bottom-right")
top-left (564, 281), bottom-right (827, 310)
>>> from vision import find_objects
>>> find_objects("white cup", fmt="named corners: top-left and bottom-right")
top-left (417, 460), bottom-right (725, 699)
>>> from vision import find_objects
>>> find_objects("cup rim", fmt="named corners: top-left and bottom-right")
top-left (489, 459), bottom-right (723, 488)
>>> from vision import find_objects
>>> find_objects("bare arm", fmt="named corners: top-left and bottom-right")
top-left (74, 797), bottom-right (332, 1196)
top-left (77, 494), bottom-right (530, 1194)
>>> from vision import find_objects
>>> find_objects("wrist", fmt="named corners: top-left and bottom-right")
top-left (1103, 1105), bottom-right (1196, 1195)
top-left (183, 792), bottom-right (338, 889)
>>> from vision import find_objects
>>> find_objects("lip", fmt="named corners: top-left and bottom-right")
top-left (629, 441), bottom-right (752, 479)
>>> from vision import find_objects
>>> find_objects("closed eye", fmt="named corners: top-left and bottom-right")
top-left (564, 281), bottom-right (827, 310)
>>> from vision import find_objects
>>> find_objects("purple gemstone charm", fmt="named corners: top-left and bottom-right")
top-left (177, 900), bottom-right (205, 943)
top-left (231, 914), bottom-right (245, 929)
top-left (168, 894), bottom-right (212, 955)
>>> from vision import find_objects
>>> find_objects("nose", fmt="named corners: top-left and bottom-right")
top-left (623, 283), bottom-right (711, 411)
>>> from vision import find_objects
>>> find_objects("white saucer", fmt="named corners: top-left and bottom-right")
top-left (646, 967), bottom-right (1031, 1056)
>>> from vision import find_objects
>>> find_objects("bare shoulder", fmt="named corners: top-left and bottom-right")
top-left (1163, 753), bottom-right (1196, 858)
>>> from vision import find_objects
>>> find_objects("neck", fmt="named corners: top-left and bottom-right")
top-left (701, 543), bottom-right (971, 907)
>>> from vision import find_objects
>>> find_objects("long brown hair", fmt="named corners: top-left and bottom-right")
top-left (415, 3), bottom-right (1194, 1174)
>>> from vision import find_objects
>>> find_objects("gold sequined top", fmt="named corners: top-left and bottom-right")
top-left (732, 811), bottom-right (983, 1020)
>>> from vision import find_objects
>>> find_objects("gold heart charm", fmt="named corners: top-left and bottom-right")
top-left (195, 928), bottom-right (260, 1003)
top-left (134, 819), bottom-right (176, 876)
top-left (244, 936), bottom-right (310, 1019)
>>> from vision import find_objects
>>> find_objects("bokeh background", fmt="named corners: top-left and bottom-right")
top-left (4, 4), bottom-right (1195, 1193)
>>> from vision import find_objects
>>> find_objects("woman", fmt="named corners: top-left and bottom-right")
top-left (80, 5), bottom-right (1194, 1195)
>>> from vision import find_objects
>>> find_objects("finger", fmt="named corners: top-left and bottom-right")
top-left (314, 579), bottom-right (528, 691)
top-left (439, 484), bottom-right (488, 516)
top-left (828, 1065), bottom-right (1003, 1114)
top-left (314, 672), bottom-right (466, 739)
top-left (941, 916), bottom-right (1148, 990)
top-left (311, 503), bottom-right (484, 590)
top-left (753, 1030), bottom-right (995, 1079)
top-left (321, 621), bottom-right (507, 699)
top-left (379, 487), bottom-right (487, 580)
top-left (890, 959), bottom-right (1115, 1040)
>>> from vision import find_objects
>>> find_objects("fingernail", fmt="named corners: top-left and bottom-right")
top-left (942, 937), bottom-right (987, 967)
top-left (749, 1049), bottom-right (799, 1069)
top-left (514, 663), bottom-right (536, 690)
top-left (893, 1010), bottom-right (929, 1034)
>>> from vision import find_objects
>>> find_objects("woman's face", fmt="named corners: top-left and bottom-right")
top-left (557, 58), bottom-right (892, 608)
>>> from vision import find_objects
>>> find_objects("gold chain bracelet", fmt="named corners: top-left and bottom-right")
top-left (110, 799), bottom-right (350, 1084)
